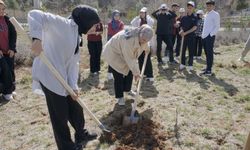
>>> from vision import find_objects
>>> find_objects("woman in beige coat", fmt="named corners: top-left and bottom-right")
top-left (103, 24), bottom-right (153, 105)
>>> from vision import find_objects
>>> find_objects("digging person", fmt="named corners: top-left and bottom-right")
top-left (28, 5), bottom-right (100, 150)
top-left (102, 24), bottom-right (154, 106)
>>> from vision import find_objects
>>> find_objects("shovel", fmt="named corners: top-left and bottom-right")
top-left (10, 17), bottom-right (111, 133)
top-left (123, 52), bottom-right (149, 126)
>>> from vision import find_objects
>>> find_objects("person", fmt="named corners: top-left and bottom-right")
top-left (0, 0), bottom-right (17, 101)
top-left (171, 3), bottom-right (180, 52)
top-left (28, 5), bottom-right (100, 150)
top-left (179, 1), bottom-right (197, 71)
top-left (194, 10), bottom-right (204, 60)
top-left (131, 7), bottom-right (154, 82)
top-left (103, 25), bottom-right (153, 105)
top-left (201, 0), bottom-right (220, 75)
top-left (239, 34), bottom-right (250, 62)
top-left (107, 10), bottom-right (124, 80)
top-left (152, 4), bottom-right (177, 65)
top-left (175, 8), bottom-right (186, 58)
top-left (87, 22), bottom-right (103, 75)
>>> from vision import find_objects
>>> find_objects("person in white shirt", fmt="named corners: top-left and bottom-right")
top-left (201, 0), bottom-right (220, 76)
top-left (131, 7), bottom-right (155, 82)
top-left (28, 5), bottom-right (100, 150)
top-left (239, 34), bottom-right (250, 62)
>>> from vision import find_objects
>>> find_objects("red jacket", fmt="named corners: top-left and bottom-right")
top-left (87, 22), bottom-right (103, 42)
top-left (107, 20), bottom-right (124, 40)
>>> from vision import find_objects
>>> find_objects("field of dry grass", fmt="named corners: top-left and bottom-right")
top-left (0, 37), bottom-right (250, 149)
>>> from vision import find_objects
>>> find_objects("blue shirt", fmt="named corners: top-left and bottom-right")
top-left (180, 13), bottom-right (197, 36)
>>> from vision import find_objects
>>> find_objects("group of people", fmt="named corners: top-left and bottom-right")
top-left (0, 0), bottom-right (249, 149)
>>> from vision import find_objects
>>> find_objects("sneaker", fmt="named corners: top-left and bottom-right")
top-left (194, 56), bottom-right (197, 59)
top-left (200, 70), bottom-right (212, 76)
top-left (187, 66), bottom-right (193, 71)
top-left (197, 56), bottom-right (202, 60)
top-left (107, 73), bottom-right (113, 80)
top-left (175, 56), bottom-right (179, 60)
top-left (179, 64), bottom-right (186, 70)
top-left (117, 97), bottom-right (125, 106)
top-left (12, 92), bottom-right (17, 99)
top-left (127, 90), bottom-right (137, 97)
top-left (238, 56), bottom-right (245, 62)
top-left (162, 56), bottom-right (169, 63)
top-left (145, 77), bottom-right (154, 82)
top-left (3, 94), bottom-right (13, 101)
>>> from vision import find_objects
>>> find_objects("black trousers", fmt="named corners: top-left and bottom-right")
top-left (203, 35), bottom-right (215, 71)
top-left (41, 84), bottom-right (86, 150)
top-left (138, 51), bottom-right (153, 78)
top-left (156, 34), bottom-right (174, 62)
top-left (175, 34), bottom-right (182, 57)
top-left (181, 35), bottom-right (195, 66)
top-left (0, 57), bottom-right (14, 94)
top-left (110, 67), bottom-right (133, 98)
top-left (87, 41), bottom-right (102, 73)
top-left (194, 36), bottom-right (203, 57)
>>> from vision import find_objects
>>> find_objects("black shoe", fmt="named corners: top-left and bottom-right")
top-left (74, 143), bottom-right (83, 150)
top-left (200, 70), bottom-right (212, 76)
top-left (75, 130), bottom-right (98, 145)
top-left (169, 60), bottom-right (178, 65)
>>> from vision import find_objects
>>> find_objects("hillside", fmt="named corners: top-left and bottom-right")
top-left (0, 36), bottom-right (250, 149)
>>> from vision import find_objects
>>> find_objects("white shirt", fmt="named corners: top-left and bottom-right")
top-left (202, 10), bottom-right (220, 39)
top-left (130, 15), bottom-right (154, 28)
top-left (28, 10), bottom-right (80, 96)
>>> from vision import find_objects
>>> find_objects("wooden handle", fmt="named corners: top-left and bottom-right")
top-left (179, 36), bottom-right (184, 63)
top-left (39, 52), bottom-right (104, 127)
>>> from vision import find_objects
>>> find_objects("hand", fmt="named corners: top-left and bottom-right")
top-left (86, 24), bottom-right (98, 35)
top-left (70, 90), bottom-right (79, 101)
top-left (0, 50), bottom-right (3, 57)
top-left (8, 50), bottom-right (15, 58)
top-left (180, 32), bottom-right (186, 37)
top-left (174, 23), bottom-right (180, 28)
top-left (134, 74), bottom-right (141, 82)
top-left (31, 39), bottom-right (43, 56)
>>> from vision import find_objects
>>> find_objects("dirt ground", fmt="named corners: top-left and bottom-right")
top-left (0, 43), bottom-right (250, 150)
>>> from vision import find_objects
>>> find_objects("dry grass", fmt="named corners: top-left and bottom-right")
top-left (0, 38), bottom-right (250, 150)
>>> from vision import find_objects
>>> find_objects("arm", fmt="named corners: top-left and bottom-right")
top-left (67, 53), bottom-right (80, 91)
top-left (211, 13), bottom-right (220, 36)
top-left (131, 16), bottom-right (140, 27)
top-left (184, 26), bottom-right (197, 36)
top-left (121, 39), bottom-right (140, 76)
top-left (147, 15), bottom-right (155, 27)
top-left (7, 18), bottom-right (17, 53)
top-left (151, 10), bottom-right (159, 19)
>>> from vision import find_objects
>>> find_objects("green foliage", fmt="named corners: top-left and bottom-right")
top-left (6, 0), bottom-right (19, 10)
top-left (237, 0), bottom-right (249, 11)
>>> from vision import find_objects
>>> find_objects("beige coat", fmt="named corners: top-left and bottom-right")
top-left (103, 30), bottom-right (148, 76)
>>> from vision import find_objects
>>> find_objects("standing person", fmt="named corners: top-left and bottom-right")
top-left (87, 22), bottom-right (103, 75)
top-left (175, 8), bottom-right (186, 59)
top-left (28, 5), bottom-right (100, 150)
top-left (201, 0), bottom-right (220, 75)
top-left (194, 10), bottom-right (204, 60)
top-left (103, 25), bottom-right (153, 105)
top-left (0, 0), bottom-right (17, 101)
top-left (131, 7), bottom-right (154, 81)
top-left (171, 3), bottom-right (180, 52)
top-left (238, 34), bottom-right (250, 62)
top-left (107, 10), bottom-right (124, 80)
top-left (152, 4), bottom-right (177, 65)
top-left (179, 1), bottom-right (197, 71)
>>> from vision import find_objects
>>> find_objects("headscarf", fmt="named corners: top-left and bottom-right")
top-left (111, 10), bottom-right (120, 30)
top-left (71, 5), bottom-right (100, 35)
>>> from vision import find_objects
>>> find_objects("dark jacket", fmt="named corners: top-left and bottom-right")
top-left (4, 16), bottom-right (17, 52)
top-left (152, 10), bottom-right (176, 35)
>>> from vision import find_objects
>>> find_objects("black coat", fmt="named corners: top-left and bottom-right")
top-left (4, 16), bottom-right (17, 52)
top-left (152, 10), bottom-right (176, 35)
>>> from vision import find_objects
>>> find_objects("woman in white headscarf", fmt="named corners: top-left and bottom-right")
top-left (131, 7), bottom-right (155, 82)
top-left (103, 24), bottom-right (154, 105)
